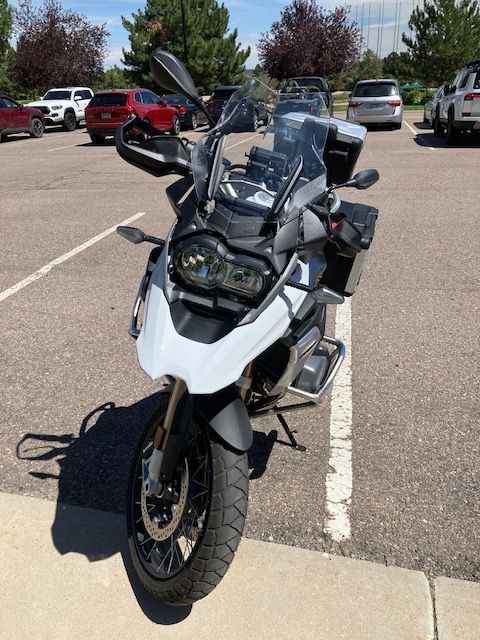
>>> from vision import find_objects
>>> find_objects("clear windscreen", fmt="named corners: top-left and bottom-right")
top-left (192, 78), bottom-right (331, 223)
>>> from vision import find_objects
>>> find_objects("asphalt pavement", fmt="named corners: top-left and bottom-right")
top-left (0, 113), bottom-right (478, 600)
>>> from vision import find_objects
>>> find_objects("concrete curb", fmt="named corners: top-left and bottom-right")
top-left (0, 491), bottom-right (477, 639)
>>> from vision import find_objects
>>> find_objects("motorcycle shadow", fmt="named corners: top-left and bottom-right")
top-left (16, 393), bottom-right (277, 621)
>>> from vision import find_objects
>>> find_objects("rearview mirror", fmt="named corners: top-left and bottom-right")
top-left (117, 226), bottom-right (145, 244)
top-left (150, 49), bottom-right (201, 104)
top-left (349, 169), bottom-right (379, 190)
top-left (150, 49), bottom-right (215, 127)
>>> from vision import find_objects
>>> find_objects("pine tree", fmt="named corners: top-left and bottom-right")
top-left (403, 0), bottom-right (480, 85)
top-left (122, 0), bottom-right (250, 94)
top-left (0, 0), bottom-right (13, 59)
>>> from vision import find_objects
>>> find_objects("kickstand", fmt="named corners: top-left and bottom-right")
top-left (276, 413), bottom-right (306, 452)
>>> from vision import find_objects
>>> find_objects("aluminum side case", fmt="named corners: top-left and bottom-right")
top-left (136, 248), bottom-right (309, 394)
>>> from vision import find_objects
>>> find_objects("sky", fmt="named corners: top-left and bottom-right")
top-left (9, 0), bottom-right (416, 69)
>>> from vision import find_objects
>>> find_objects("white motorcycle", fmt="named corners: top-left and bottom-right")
top-left (115, 51), bottom-right (379, 604)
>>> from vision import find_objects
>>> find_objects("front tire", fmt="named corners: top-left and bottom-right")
top-left (63, 111), bottom-right (77, 131)
top-left (170, 115), bottom-right (180, 136)
top-left (250, 111), bottom-right (258, 132)
top-left (190, 113), bottom-right (198, 130)
top-left (30, 117), bottom-right (44, 138)
top-left (127, 394), bottom-right (248, 605)
top-left (433, 108), bottom-right (444, 136)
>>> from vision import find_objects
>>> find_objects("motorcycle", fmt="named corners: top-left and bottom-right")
top-left (115, 50), bottom-right (379, 605)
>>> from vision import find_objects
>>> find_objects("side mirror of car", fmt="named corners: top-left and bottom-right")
top-left (161, 99), bottom-right (168, 107)
top-left (444, 84), bottom-right (450, 95)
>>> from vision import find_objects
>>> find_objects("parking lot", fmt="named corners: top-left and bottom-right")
top-left (0, 112), bottom-right (478, 588)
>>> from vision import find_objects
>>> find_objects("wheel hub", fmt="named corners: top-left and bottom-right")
top-left (140, 461), bottom-right (189, 541)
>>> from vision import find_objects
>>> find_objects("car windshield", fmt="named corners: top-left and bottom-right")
top-left (191, 78), bottom-right (329, 224)
top-left (211, 88), bottom-right (239, 100)
top-left (89, 94), bottom-right (128, 107)
top-left (43, 90), bottom-right (72, 101)
top-left (354, 83), bottom-right (397, 97)
top-left (164, 96), bottom-right (187, 106)
top-left (286, 78), bottom-right (325, 91)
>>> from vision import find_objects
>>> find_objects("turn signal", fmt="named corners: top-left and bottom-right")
top-left (388, 101), bottom-right (402, 107)
top-left (348, 101), bottom-right (363, 108)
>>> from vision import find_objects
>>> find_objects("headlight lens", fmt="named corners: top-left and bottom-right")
top-left (52, 105), bottom-right (62, 109)
top-left (175, 244), bottom-right (266, 298)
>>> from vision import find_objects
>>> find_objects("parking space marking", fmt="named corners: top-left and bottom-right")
top-left (0, 211), bottom-right (146, 302)
top-left (226, 132), bottom-right (262, 150)
top-left (403, 120), bottom-right (435, 150)
top-left (324, 297), bottom-right (353, 542)
top-left (47, 142), bottom-right (84, 153)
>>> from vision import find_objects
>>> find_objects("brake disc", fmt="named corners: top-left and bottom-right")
top-left (140, 460), bottom-right (189, 542)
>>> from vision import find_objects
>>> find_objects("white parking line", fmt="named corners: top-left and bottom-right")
top-left (0, 212), bottom-right (146, 302)
top-left (403, 120), bottom-right (435, 150)
top-left (324, 297), bottom-right (353, 542)
top-left (46, 142), bottom-right (84, 152)
top-left (226, 132), bottom-right (262, 150)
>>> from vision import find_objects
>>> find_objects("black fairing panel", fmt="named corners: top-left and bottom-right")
top-left (195, 386), bottom-right (252, 452)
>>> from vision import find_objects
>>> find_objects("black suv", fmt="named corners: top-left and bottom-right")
top-left (282, 77), bottom-right (333, 115)
top-left (206, 86), bottom-right (269, 129)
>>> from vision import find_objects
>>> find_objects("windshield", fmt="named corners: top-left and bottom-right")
top-left (43, 90), bottom-right (72, 101)
top-left (353, 82), bottom-right (397, 97)
top-left (191, 78), bottom-right (330, 224)
top-left (89, 93), bottom-right (128, 107)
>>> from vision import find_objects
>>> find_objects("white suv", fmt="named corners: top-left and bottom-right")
top-left (28, 87), bottom-right (93, 131)
top-left (434, 61), bottom-right (480, 143)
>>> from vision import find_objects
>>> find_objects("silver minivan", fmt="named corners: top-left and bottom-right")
top-left (347, 79), bottom-right (403, 129)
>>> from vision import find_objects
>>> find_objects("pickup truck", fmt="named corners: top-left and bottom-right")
top-left (28, 87), bottom-right (94, 131)
top-left (282, 77), bottom-right (334, 115)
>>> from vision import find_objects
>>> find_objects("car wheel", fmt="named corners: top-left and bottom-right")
top-left (433, 109), bottom-right (444, 136)
top-left (250, 111), bottom-right (258, 132)
top-left (170, 115), bottom-right (180, 136)
top-left (446, 110), bottom-right (459, 145)
top-left (190, 113), bottom-right (198, 130)
top-left (30, 117), bottom-right (45, 138)
top-left (393, 122), bottom-right (402, 130)
top-left (89, 133), bottom-right (105, 145)
top-left (63, 111), bottom-right (77, 131)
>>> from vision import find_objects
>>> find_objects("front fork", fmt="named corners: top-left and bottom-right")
top-left (143, 379), bottom-right (187, 496)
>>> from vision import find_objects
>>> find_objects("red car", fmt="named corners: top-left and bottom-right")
top-left (85, 89), bottom-right (181, 144)
top-left (0, 94), bottom-right (45, 142)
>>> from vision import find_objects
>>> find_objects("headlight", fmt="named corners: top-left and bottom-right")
top-left (175, 244), bottom-right (266, 298)
top-left (52, 105), bottom-right (62, 110)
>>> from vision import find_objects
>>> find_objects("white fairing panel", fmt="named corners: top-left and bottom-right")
top-left (136, 256), bottom-right (309, 394)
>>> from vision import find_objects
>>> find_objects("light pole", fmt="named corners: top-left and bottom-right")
top-left (179, 0), bottom-right (189, 68)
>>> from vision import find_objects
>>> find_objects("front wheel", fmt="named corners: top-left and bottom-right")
top-left (170, 115), bottom-right (180, 136)
top-left (30, 117), bottom-right (44, 138)
top-left (127, 394), bottom-right (249, 604)
top-left (250, 111), bottom-right (258, 132)
top-left (433, 109), bottom-right (444, 136)
top-left (63, 111), bottom-right (77, 131)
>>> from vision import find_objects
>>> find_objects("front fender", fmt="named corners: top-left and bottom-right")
top-left (195, 386), bottom-right (252, 452)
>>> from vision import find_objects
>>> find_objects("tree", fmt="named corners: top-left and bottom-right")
top-left (258, 0), bottom-right (359, 80)
top-left (0, 0), bottom-right (12, 60)
top-left (336, 49), bottom-right (383, 91)
top-left (122, 0), bottom-right (250, 94)
top-left (101, 65), bottom-right (135, 89)
top-left (403, 0), bottom-right (480, 85)
top-left (382, 51), bottom-right (414, 84)
top-left (13, 0), bottom-right (109, 93)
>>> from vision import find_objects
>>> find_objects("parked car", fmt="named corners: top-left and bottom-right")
top-left (206, 86), bottom-right (242, 123)
top-left (347, 79), bottom-right (403, 129)
top-left (162, 95), bottom-right (209, 129)
top-left (424, 86), bottom-right (444, 126)
top-left (27, 87), bottom-right (93, 131)
top-left (205, 86), bottom-right (268, 130)
top-left (433, 60), bottom-right (480, 143)
top-left (282, 77), bottom-right (333, 115)
top-left (0, 94), bottom-right (45, 142)
top-left (85, 89), bottom-right (181, 144)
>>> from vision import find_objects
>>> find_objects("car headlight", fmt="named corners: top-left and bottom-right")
top-left (52, 105), bottom-right (62, 110)
top-left (175, 244), bottom-right (266, 298)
